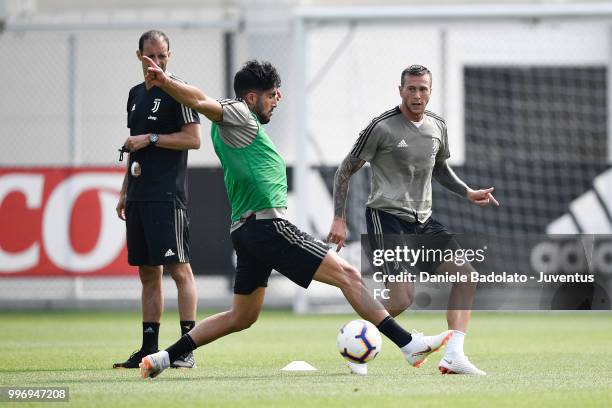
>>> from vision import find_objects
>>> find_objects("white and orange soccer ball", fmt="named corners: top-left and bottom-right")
top-left (337, 319), bottom-right (382, 364)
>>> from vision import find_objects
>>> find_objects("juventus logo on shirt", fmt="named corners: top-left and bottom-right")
top-left (431, 139), bottom-right (439, 158)
top-left (151, 98), bottom-right (161, 113)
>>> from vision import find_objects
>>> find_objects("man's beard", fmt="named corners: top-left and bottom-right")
top-left (255, 104), bottom-right (271, 124)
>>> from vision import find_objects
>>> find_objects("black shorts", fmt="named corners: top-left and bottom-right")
top-left (365, 207), bottom-right (457, 274)
top-left (230, 216), bottom-right (330, 295)
top-left (125, 201), bottom-right (190, 266)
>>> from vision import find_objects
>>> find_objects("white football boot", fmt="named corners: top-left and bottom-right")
top-left (402, 330), bottom-right (453, 368)
top-left (139, 350), bottom-right (170, 378)
top-left (347, 361), bottom-right (368, 375)
top-left (438, 354), bottom-right (486, 375)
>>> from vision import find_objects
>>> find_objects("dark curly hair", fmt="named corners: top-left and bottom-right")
top-left (233, 60), bottom-right (281, 98)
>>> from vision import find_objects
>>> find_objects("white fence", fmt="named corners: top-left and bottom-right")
top-left (1, 3), bottom-right (612, 310)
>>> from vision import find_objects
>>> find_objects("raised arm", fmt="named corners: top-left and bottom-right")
top-left (433, 160), bottom-right (499, 207)
top-left (142, 55), bottom-right (223, 123)
top-left (327, 154), bottom-right (366, 251)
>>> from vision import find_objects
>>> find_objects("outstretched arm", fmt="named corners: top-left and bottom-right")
top-left (142, 56), bottom-right (223, 123)
top-left (327, 155), bottom-right (366, 251)
top-left (433, 160), bottom-right (499, 207)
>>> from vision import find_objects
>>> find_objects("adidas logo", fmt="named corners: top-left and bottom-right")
top-left (164, 248), bottom-right (176, 257)
top-left (397, 139), bottom-right (408, 148)
top-left (547, 168), bottom-right (612, 234)
top-left (143, 327), bottom-right (155, 334)
top-left (131, 104), bottom-right (136, 111)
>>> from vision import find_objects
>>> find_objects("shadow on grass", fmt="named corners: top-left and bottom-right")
top-left (131, 372), bottom-right (354, 382)
top-left (0, 368), bottom-right (104, 374)
top-left (1, 365), bottom-right (355, 385)
top-left (33, 372), bottom-right (354, 384)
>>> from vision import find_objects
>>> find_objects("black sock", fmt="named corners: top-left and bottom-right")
top-left (166, 334), bottom-right (197, 363)
top-left (180, 320), bottom-right (195, 336)
top-left (377, 316), bottom-right (412, 348)
top-left (141, 322), bottom-right (160, 353)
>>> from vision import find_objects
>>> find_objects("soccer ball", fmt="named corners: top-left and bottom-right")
top-left (337, 319), bottom-right (382, 364)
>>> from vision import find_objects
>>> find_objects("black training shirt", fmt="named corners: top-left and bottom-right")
top-left (126, 76), bottom-right (200, 208)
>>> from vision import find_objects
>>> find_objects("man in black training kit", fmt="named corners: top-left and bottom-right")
top-left (113, 30), bottom-right (201, 369)
top-left (137, 57), bottom-right (453, 379)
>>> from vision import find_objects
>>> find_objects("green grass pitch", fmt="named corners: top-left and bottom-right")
top-left (1, 311), bottom-right (611, 407)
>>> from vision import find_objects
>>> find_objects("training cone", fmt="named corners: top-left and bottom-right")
top-left (281, 361), bottom-right (317, 371)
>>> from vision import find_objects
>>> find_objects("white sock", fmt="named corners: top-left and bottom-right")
top-left (347, 361), bottom-right (368, 375)
top-left (445, 330), bottom-right (465, 357)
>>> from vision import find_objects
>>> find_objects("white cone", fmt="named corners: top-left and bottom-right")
top-left (281, 361), bottom-right (317, 371)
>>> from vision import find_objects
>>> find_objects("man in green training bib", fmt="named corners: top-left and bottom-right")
top-left (136, 57), bottom-right (452, 379)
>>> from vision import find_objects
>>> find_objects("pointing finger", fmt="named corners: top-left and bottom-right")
top-left (141, 55), bottom-right (157, 67)
top-left (336, 240), bottom-right (344, 252)
top-left (488, 193), bottom-right (500, 206)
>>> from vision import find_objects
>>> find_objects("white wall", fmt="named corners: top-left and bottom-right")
top-left (0, 8), bottom-right (609, 167)
top-left (0, 28), bottom-right (224, 166)
top-left (301, 20), bottom-right (609, 165)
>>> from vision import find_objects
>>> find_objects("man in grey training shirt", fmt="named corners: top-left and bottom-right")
top-left (328, 65), bottom-right (499, 375)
